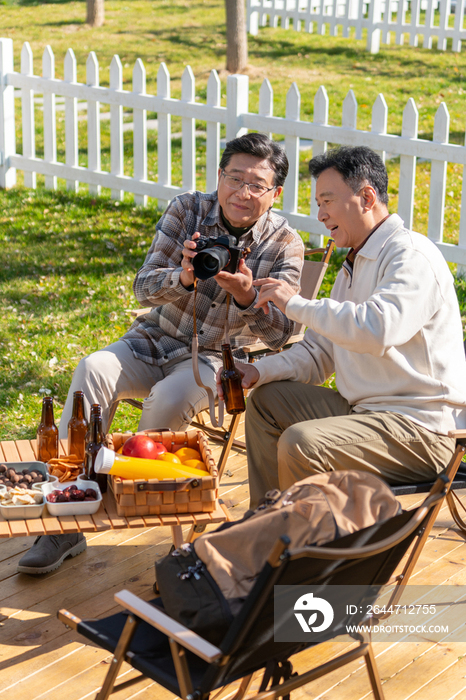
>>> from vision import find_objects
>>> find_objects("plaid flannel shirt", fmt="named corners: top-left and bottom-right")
top-left (122, 190), bottom-right (304, 373)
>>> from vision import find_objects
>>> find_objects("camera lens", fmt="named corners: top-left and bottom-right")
top-left (193, 246), bottom-right (231, 280)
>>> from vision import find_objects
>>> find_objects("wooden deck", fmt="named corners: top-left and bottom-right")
top-left (1, 416), bottom-right (466, 700)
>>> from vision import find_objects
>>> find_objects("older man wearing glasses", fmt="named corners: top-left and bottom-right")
top-left (17, 133), bottom-right (304, 575)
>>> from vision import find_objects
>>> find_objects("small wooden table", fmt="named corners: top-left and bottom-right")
top-left (0, 438), bottom-right (228, 548)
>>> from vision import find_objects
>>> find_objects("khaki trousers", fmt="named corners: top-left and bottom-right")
top-left (59, 340), bottom-right (217, 438)
top-left (246, 381), bottom-right (456, 509)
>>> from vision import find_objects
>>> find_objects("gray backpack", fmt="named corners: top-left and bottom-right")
top-left (155, 471), bottom-right (401, 645)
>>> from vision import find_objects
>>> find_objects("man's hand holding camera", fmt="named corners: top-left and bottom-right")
top-left (182, 232), bottom-right (255, 308)
top-left (180, 232), bottom-right (201, 288)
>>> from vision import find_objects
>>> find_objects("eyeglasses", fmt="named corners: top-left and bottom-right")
top-left (220, 170), bottom-right (276, 197)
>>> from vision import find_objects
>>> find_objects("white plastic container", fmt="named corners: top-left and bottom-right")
top-left (0, 490), bottom-right (45, 520)
top-left (0, 461), bottom-right (51, 489)
top-left (42, 478), bottom-right (102, 516)
top-left (32, 473), bottom-right (59, 491)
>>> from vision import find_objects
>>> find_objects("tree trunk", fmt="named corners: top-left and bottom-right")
top-left (87, 0), bottom-right (105, 27)
top-left (225, 0), bottom-right (248, 73)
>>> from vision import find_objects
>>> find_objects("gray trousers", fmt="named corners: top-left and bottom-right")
top-left (59, 340), bottom-right (217, 439)
top-left (246, 381), bottom-right (456, 509)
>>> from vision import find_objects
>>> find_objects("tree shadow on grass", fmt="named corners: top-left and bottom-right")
top-left (17, 0), bottom-right (80, 5)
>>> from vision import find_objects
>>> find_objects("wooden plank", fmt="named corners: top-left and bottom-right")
top-left (7, 520), bottom-right (29, 537)
top-left (14, 439), bottom-right (37, 462)
top-left (192, 512), bottom-right (213, 525)
top-left (101, 490), bottom-right (128, 530)
top-left (126, 516), bottom-right (146, 528)
top-left (0, 514), bottom-right (11, 538)
top-left (1, 441), bottom-right (21, 462)
top-left (26, 517), bottom-right (46, 536)
top-left (141, 515), bottom-right (162, 526)
top-left (408, 655), bottom-right (466, 699)
top-left (74, 512), bottom-right (98, 532)
top-left (30, 438), bottom-right (38, 459)
top-left (57, 515), bottom-right (79, 533)
top-left (90, 503), bottom-right (113, 531)
top-left (41, 513), bottom-right (63, 535)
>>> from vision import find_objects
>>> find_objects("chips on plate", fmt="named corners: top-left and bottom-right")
top-left (48, 454), bottom-right (84, 482)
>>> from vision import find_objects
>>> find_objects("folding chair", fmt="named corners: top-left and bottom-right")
top-left (57, 454), bottom-right (456, 700)
top-left (109, 240), bottom-right (335, 479)
top-left (390, 427), bottom-right (466, 537)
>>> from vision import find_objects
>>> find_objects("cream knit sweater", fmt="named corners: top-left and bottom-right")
top-left (252, 214), bottom-right (466, 435)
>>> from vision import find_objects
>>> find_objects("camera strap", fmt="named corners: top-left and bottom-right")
top-left (191, 280), bottom-right (229, 429)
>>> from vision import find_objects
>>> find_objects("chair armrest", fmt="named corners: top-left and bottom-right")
top-left (448, 429), bottom-right (466, 439)
top-left (130, 308), bottom-right (151, 318)
top-left (243, 333), bottom-right (305, 356)
top-left (114, 590), bottom-right (223, 663)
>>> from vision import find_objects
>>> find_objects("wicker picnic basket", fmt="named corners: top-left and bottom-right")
top-left (108, 429), bottom-right (218, 517)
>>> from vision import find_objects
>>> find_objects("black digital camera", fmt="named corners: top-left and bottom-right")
top-left (192, 234), bottom-right (246, 280)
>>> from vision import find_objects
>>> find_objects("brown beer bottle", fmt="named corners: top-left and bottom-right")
top-left (220, 343), bottom-right (246, 415)
top-left (84, 405), bottom-right (107, 493)
top-left (37, 396), bottom-right (59, 463)
top-left (67, 391), bottom-right (88, 464)
top-left (84, 404), bottom-right (100, 446)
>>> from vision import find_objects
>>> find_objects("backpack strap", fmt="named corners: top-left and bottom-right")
top-left (191, 279), bottom-right (225, 428)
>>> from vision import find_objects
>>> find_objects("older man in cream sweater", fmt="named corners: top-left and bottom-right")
top-left (218, 146), bottom-right (466, 508)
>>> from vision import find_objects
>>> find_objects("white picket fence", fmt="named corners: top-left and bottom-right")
top-left (247, 0), bottom-right (466, 54)
top-left (1, 37), bottom-right (466, 273)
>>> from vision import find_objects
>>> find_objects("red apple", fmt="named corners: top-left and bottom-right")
top-left (121, 435), bottom-right (168, 460)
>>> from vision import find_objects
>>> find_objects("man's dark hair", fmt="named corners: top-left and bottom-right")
top-left (308, 146), bottom-right (389, 205)
top-left (219, 133), bottom-right (289, 187)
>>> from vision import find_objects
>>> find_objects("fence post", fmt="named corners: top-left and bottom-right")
top-left (398, 97), bottom-right (418, 232)
top-left (87, 51), bottom-right (101, 197)
top-left (133, 58), bottom-right (147, 207)
top-left (157, 62), bottom-right (171, 212)
top-left (43, 45), bottom-right (57, 191)
top-left (0, 38), bottom-right (16, 189)
top-left (283, 82), bottom-right (300, 216)
top-left (181, 65), bottom-right (196, 193)
top-left (226, 74), bottom-right (248, 142)
top-left (428, 102), bottom-right (449, 245)
top-left (21, 42), bottom-right (36, 190)
top-left (206, 69), bottom-right (221, 193)
top-left (309, 85), bottom-right (328, 248)
top-left (64, 48), bottom-right (78, 193)
top-left (110, 54), bottom-right (124, 201)
top-left (248, 0), bottom-right (260, 35)
top-left (366, 0), bottom-right (382, 53)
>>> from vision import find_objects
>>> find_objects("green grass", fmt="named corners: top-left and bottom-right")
top-left (1, 0), bottom-right (466, 440)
